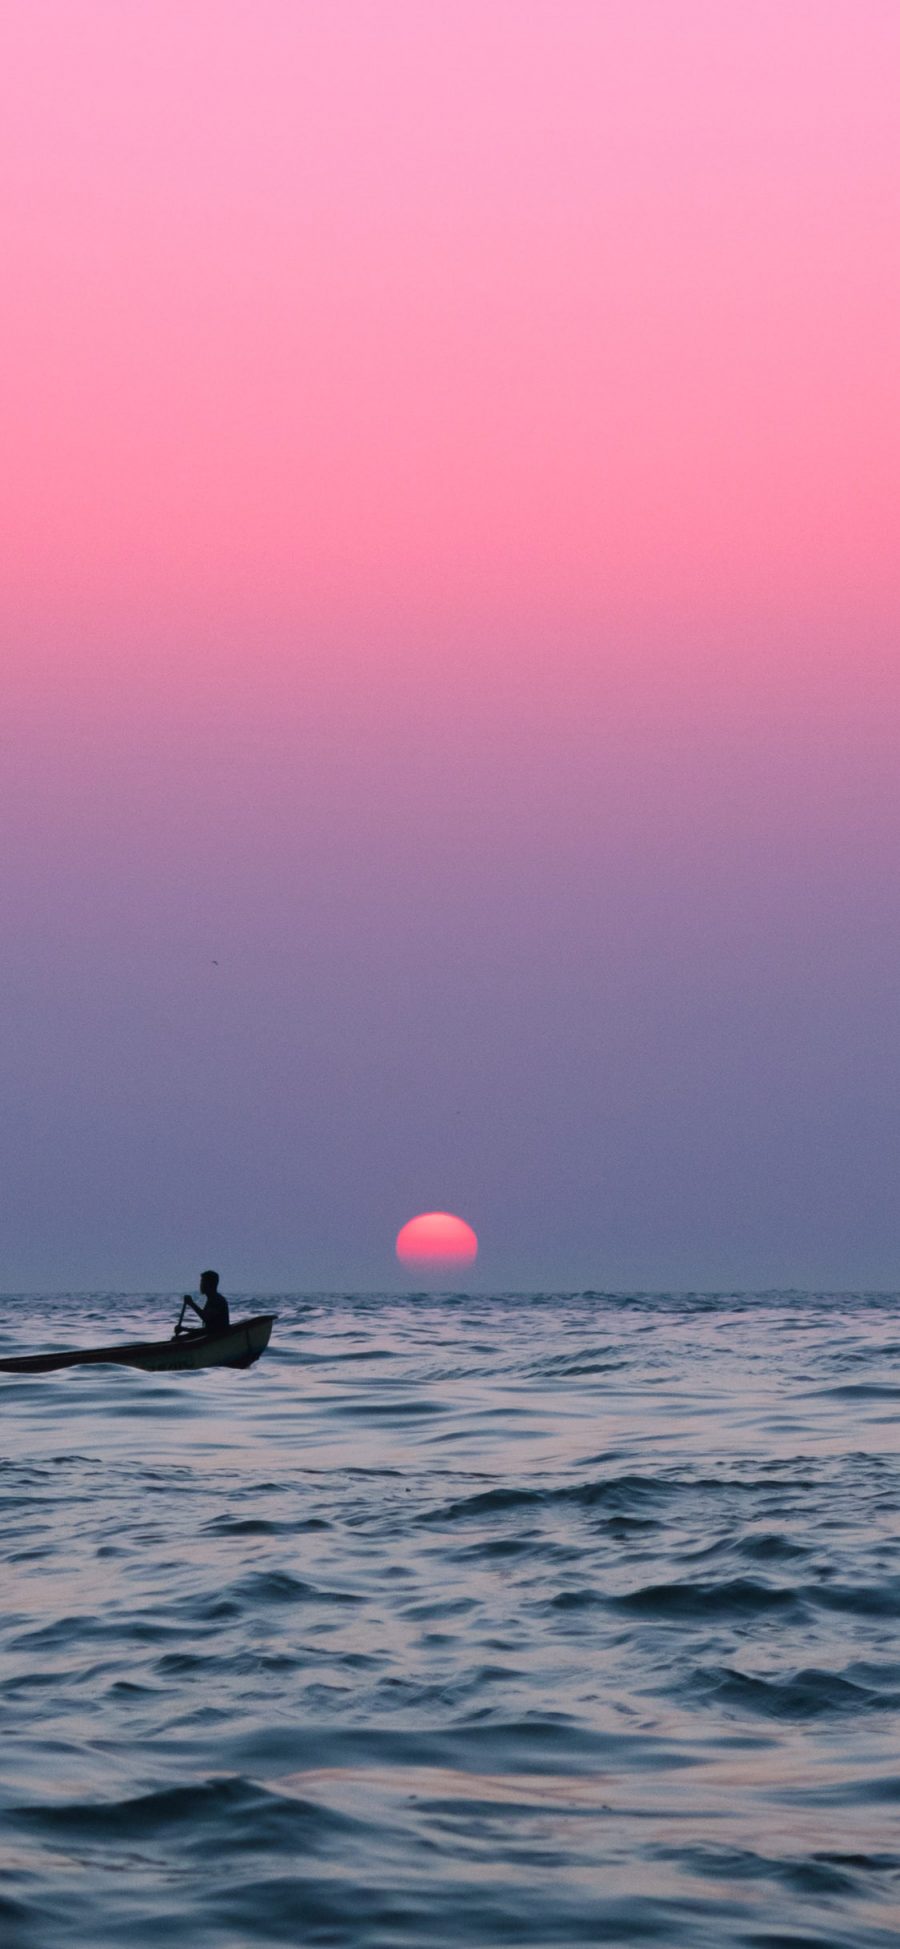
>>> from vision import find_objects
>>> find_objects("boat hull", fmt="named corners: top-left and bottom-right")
top-left (0, 1315), bottom-right (277, 1375)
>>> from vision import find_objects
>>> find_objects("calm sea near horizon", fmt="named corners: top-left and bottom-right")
top-left (2, 1290), bottom-right (900, 1948)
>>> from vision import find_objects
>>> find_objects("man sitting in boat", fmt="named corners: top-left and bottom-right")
top-left (182, 1271), bottom-right (230, 1336)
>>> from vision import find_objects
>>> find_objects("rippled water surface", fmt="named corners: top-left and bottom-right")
top-left (3, 1291), bottom-right (900, 1947)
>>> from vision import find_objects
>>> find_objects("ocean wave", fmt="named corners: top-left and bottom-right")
top-left (612, 1575), bottom-right (802, 1621)
top-left (427, 1472), bottom-right (679, 1524)
top-left (688, 1665), bottom-right (899, 1720)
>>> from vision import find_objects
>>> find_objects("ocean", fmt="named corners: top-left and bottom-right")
top-left (2, 1290), bottom-right (900, 1947)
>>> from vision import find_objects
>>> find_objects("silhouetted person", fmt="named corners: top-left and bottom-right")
top-left (183, 1270), bottom-right (230, 1336)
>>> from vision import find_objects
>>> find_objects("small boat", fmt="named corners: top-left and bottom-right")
top-left (0, 1314), bottom-right (277, 1376)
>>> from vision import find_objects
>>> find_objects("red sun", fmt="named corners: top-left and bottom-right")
top-left (395, 1211), bottom-right (479, 1276)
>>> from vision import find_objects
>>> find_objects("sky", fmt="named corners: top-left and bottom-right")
top-left (2, 0), bottom-right (899, 1291)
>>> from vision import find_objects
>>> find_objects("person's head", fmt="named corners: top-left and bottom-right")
top-left (200, 1270), bottom-right (220, 1297)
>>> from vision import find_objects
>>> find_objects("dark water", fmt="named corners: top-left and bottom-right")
top-left (2, 1292), bottom-right (900, 1947)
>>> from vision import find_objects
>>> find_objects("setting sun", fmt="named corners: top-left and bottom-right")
top-left (395, 1212), bottom-right (479, 1276)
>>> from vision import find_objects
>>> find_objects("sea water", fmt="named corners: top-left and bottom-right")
top-left (2, 1291), bottom-right (900, 1948)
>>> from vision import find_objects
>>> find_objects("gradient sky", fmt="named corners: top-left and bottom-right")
top-left (2, 1), bottom-right (899, 1290)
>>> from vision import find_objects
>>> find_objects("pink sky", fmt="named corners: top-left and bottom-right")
top-left (2, 2), bottom-right (899, 1286)
top-left (3, 1), bottom-right (898, 651)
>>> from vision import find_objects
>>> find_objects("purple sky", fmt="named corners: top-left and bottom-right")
top-left (2, 2), bottom-right (899, 1289)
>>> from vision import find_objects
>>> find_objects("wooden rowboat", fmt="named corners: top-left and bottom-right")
top-left (0, 1314), bottom-right (277, 1375)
